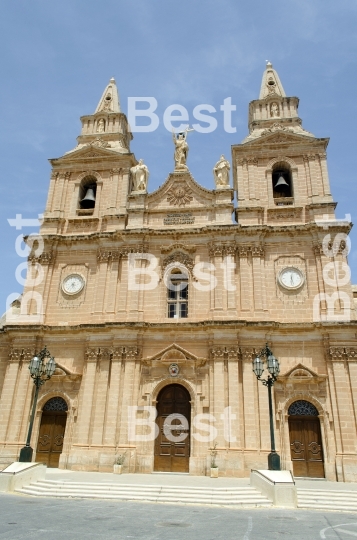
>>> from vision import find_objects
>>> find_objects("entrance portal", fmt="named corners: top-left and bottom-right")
top-left (288, 400), bottom-right (325, 478)
top-left (154, 384), bottom-right (191, 473)
top-left (35, 397), bottom-right (68, 468)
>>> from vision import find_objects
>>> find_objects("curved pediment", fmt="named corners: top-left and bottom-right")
top-left (147, 170), bottom-right (214, 209)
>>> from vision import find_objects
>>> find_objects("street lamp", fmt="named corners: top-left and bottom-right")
top-left (19, 346), bottom-right (56, 462)
top-left (252, 343), bottom-right (281, 471)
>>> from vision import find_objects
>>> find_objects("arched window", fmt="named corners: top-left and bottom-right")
top-left (78, 176), bottom-right (97, 212)
top-left (288, 400), bottom-right (318, 416)
top-left (167, 268), bottom-right (188, 319)
top-left (272, 162), bottom-right (293, 201)
top-left (43, 397), bottom-right (68, 412)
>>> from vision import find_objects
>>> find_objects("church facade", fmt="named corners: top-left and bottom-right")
top-left (1, 64), bottom-right (357, 481)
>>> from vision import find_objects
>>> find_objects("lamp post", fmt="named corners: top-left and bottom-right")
top-left (19, 346), bottom-right (56, 463)
top-left (252, 343), bottom-right (281, 471)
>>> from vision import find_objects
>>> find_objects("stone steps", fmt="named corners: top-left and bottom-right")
top-left (297, 489), bottom-right (357, 512)
top-left (16, 480), bottom-right (272, 507)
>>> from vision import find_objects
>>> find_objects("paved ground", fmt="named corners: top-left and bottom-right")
top-left (1, 492), bottom-right (357, 539)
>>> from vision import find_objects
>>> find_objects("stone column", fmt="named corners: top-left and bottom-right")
top-left (227, 347), bottom-right (241, 447)
top-left (6, 349), bottom-right (34, 443)
top-left (105, 253), bottom-right (120, 313)
top-left (318, 152), bottom-right (331, 197)
top-left (118, 347), bottom-right (139, 446)
top-left (238, 246), bottom-right (252, 312)
top-left (345, 348), bottom-right (357, 424)
top-left (93, 251), bottom-right (109, 313)
top-left (210, 347), bottom-right (225, 447)
top-left (103, 347), bottom-right (123, 445)
top-left (0, 349), bottom-right (22, 442)
top-left (235, 159), bottom-right (245, 200)
top-left (330, 348), bottom-right (356, 454)
top-left (251, 245), bottom-right (264, 311)
top-left (108, 168), bottom-right (120, 212)
top-left (91, 348), bottom-right (111, 446)
top-left (209, 244), bottom-right (224, 312)
top-left (75, 348), bottom-right (98, 444)
top-left (116, 253), bottom-right (129, 314)
top-left (247, 158), bottom-right (257, 200)
top-left (241, 349), bottom-right (258, 450)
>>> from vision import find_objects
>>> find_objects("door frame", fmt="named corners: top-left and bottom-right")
top-left (34, 393), bottom-right (70, 467)
top-left (153, 381), bottom-right (193, 472)
top-left (281, 395), bottom-right (328, 477)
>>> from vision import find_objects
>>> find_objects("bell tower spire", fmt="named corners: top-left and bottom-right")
top-left (95, 77), bottom-right (121, 113)
top-left (259, 61), bottom-right (286, 99)
top-left (243, 61), bottom-right (314, 143)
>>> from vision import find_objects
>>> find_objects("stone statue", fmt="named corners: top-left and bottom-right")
top-left (270, 102), bottom-right (279, 118)
top-left (97, 119), bottom-right (105, 133)
top-left (213, 155), bottom-right (230, 188)
top-left (172, 127), bottom-right (194, 170)
top-left (130, 159), bottom-right (149, 192)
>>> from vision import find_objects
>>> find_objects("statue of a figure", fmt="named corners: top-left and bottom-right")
top-left (172, 127), bottom-right (194, 170)
top-left (97, 119), bottom-right (105, 133)
top-left (213, 155), bottom-right (230, 188)
top-left (270, 102), bottom-right (279, 118)
top-left (130, 159), bottom-right (149, 192)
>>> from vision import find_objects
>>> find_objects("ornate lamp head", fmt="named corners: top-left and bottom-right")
top-left (267, 353), bottom-right (280, 377)
top-left (253, 356), bottom-right (264, 378)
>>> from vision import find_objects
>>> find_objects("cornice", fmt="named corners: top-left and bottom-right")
top-left (35, 220), bottom-right (352, 246)
top-left (2, 319), bottom-right (357, 334)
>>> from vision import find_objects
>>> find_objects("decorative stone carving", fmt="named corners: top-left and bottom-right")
top-left (166, 185), bottom-right (193, 207)
top-left (9, 348), bottom-right (22, 362)
top-left (270, 102), bottom-right (280, 118)
top-left (329, 347), bottom-right (357, 361)
top-left (124, 346), bottom-right (140, 359)
top-left (241, 348), bottom-right (255, 362)
top-left (172, 128), bottom-right (193, 170)
top-left (28, 251), bottom-right (54, 265)
top-left (209, 243), bottom-right (237, 258)
top-left (87, 137), bottom-right (111, 149)
top-left (161, 243), bottom-right (196, 254)
top-left (213, 155), bottom-right (230, 188)
top-left (210, 347), bottom-right (225, 359)
top-left (329, 347), bottom-right (345, 360)
top-left (130, 159), bottom-right (149, 192)
top-left (97, 119), bottom-right (105, 133)
top-left (251, 245), bottom-right (265, 258)
top-left (261, 123), bottom-right (293, 136)
top-left (162, 251), bottom-right (194, 274)
top-left (85, 348), bottom-right (99, 361)
top-left (22, 348), bottom-right (35, 361)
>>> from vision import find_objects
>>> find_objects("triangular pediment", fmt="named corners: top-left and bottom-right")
top-left (143, 343), bottom-right (206, 366)
top-left (244, 130), bottom-right (318, 148)
top-left (50, 143), bottom-right (128, 164)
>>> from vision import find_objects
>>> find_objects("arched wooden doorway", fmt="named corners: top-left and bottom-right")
top-left (154, 384), bottom-right (191, 473)
top-left (288, 400), bottom-right (325, 478)
top-left (35, 397), bottom-right (68, 468)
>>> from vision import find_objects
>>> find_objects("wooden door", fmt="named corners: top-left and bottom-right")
top-left (289, 416), bottom-right (324, 478)
top-left (35, 412), bottom-right (67, 468)
top-left (154, 385), bottom-right (190, 473)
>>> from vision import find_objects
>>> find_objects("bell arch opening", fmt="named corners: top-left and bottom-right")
top-left (272, 162), bottom-right (293, 201)
top-left (78, 175), bottom-right (97, 212)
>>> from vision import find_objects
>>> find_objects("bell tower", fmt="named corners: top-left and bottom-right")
top-left (232, 62), bottom-right (335, 226)
top-left (42, 78), bottom-right (135, 234)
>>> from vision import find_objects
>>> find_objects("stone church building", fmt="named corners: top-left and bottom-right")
top-left (1, 64), bottom-right (356, 481)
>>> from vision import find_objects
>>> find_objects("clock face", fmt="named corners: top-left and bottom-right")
top-left (278, 268), bottom-right (304, 290)
top-left (62, 274), bottom-right (85, 295)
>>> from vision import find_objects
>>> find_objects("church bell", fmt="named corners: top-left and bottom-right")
top-left (274, 175), bottom-right (289, 191)
top-left (80, 187), bottom-right (96, 209)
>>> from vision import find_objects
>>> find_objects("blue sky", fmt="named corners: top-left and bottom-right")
top-left (1, 0), bottom-right (357, 312)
